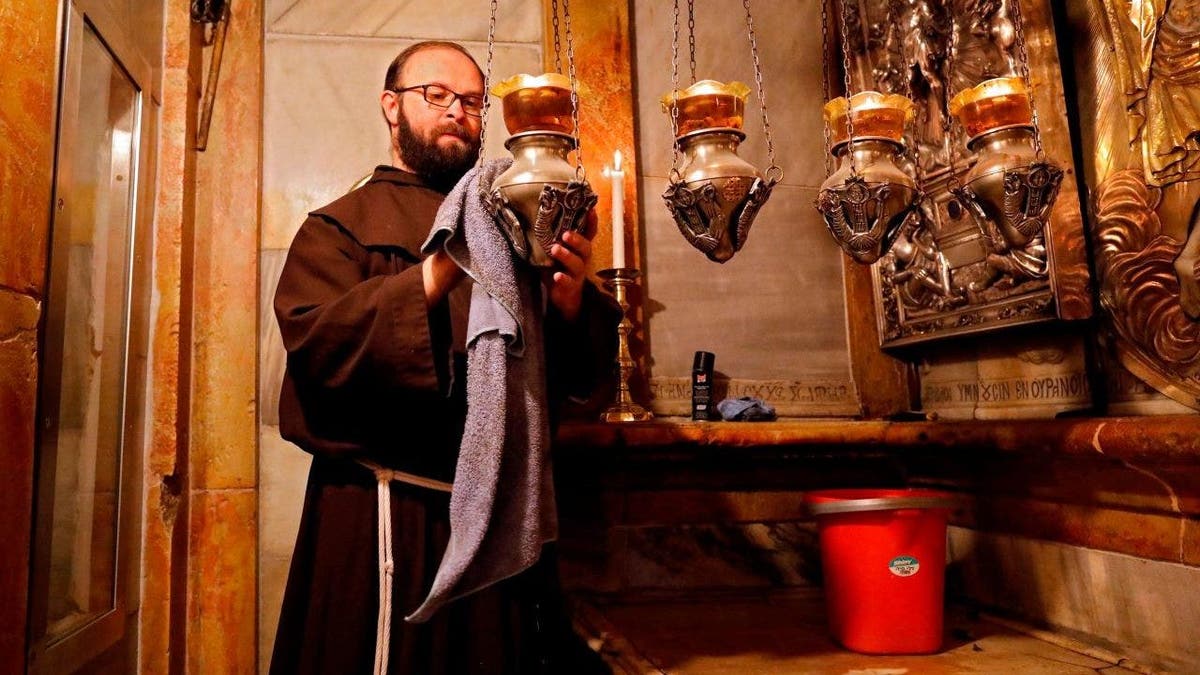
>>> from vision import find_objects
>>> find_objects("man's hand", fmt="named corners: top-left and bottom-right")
top-left (422, 249), bottom-right (466, 308)
top-left (545, 211), bottom-right (597, 321)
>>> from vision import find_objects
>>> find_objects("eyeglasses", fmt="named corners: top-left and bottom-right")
top-left (391, 84), bottom-right (484, 118)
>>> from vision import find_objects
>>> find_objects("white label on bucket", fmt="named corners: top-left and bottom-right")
top-left (888, 555), bottom-right (920, 577)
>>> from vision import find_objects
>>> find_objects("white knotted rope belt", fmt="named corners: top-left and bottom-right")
top-left (356, 459), bottom-right (453, 675)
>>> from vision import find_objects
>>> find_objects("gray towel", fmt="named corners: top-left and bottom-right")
top-left (407, 158), bottom-right (556, 622)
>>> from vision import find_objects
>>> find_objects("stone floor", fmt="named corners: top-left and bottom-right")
top-left (572, 589), bottom-right (1148, 675)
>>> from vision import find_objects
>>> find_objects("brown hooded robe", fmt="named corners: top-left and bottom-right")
top-left (269, 166), bottom-right (615, 675)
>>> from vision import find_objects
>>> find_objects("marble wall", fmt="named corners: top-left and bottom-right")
top-left (631, 0), bottom-right (859, 418)
top-left (949, 527), bottom-right (1200, 673)
top-left (258, 1), bottom-right (545, 670)
top-left (0, 0), bottom-right (58, 670)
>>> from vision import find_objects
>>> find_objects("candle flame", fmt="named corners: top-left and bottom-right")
top-left (614, 150), bottom-right (623, 171)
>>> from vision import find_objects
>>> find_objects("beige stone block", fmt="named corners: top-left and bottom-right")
top-left (191, 0), bottom-right (261, 491)
top-left (139, 479), bottom-right (175, 675)
top-left (0, 0), bottom-right (55, 293)
top-left (262, 35), bottom-right (542, 249)
top-left (259, 249), bottom-right (288, 427)
top-left (633, 0), bottom-right (828, 188)
top-left (267, 0), bottom-right (542, 42)
top-left (642, 180), bottom-right (853, 406)
top-left (918, 343), bottom-right (981, 420)
top-left (948, 527), bottom-right (1200, 672)
top-left (974, 332), bottom-right (1092, 419)
top-left (257, 426), bottom-right (311, 674)
top-left (188, 489), bottom-right (257, 674)
top-left (258, 426), bottom-right (311, 561)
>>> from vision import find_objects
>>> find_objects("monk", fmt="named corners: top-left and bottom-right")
top-left (270, 40), bottom-right (616, 674)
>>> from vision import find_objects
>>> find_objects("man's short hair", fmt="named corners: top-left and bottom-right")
top-left (384, 41), bottom-right (484, 91)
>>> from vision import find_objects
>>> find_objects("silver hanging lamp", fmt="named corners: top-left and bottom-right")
top-left (483, 0), bottom-right (598, 267)
top-left (814, 0), bottom-right (921, 265)
top-left (947, 1), bottom-right (1063, 266)
top-left (660, 0), bottom-right (782, 263)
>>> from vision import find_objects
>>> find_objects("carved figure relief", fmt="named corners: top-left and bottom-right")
top-left (1086, 0), bottom-right (1200, 409)
top-left (842, 0), bottom-right (1087, 346)
top-left (1102, 0), bottom-right (1200, 187)
top-left (1093, 170), bottom-right (1200, 406)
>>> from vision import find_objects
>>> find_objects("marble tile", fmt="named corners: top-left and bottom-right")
top-left (188, 489), bottom-right (257, 675)
top-left (621, 523), bottom-right (817, 589)
top-left (0, 294), bottom-right (38, 675)
top-left (258, 426), bottom-right (311, 674)
top-left (632, 0), bottom-right (830, 188)
top-left (948, 527), bottom-right (1200, 673)
top-left (1185, 519), bottom-right (1200, 567)
top-left (259, 249), bottom-right (288, 427)
top-left (623, 490), bottom-right (810, 527)
top-left (0, 0), bottom-right (55, 293)
top-left (641, 179), bottom-right (852, 387)
top-left (262, 35), bottom-right (541, 249)
top-left (190, 0), bottom-right (262, 491)
top-left (916, 343), bottom-right (981, 420)
top-left (258, 427), bottom-right (311, 562)
top-left (267, 0), bottom-right (542, 43)
top-left (590, 593), bottom-right (1131, 675)
top-left (138, 478), bottom-right (175, 675)
top-left (971, 496), bottom-right (1185, 563)
top-left (149, 7), bottom-right (193, 482)
top-left (973, 332), bottom-right (1092, 419)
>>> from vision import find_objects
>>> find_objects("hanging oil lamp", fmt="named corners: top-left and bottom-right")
top-left (813, 0), bottom-right (921, 265)
top-left (485, 73), bottom-right (596, 267)
top-left (816, 91), bottom-right (921, 265)
top-left (948, 76), bottom-right (1062, 253)
top-left (660, 0), bottom-right (781, 263)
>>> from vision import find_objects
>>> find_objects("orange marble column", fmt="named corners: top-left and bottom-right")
top-left (0, 2), bottom-right (59, 672)
top-left (541, 0), bottom-right (639, 274)
top-left (140, 3), bottom-right (202, 673)
top-left (187, 0), bottom-right (263, 671)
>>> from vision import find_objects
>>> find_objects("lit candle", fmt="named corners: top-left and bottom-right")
top-left (605, 150), bottom-right (626, 268)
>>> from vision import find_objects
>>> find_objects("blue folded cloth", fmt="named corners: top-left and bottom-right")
top-left (717, 396), bottom-right (776, 421)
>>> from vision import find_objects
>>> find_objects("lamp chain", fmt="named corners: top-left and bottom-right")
top-left (687, 0), bottom-right (697, 84)
top-left (744, 0), bottom-right (780, 181)
top-left (562, 0), bottom-right (584, 179)
top-left (669, 0), bottom-right (682, 180)
top-left (551, 0), bottom-right (562, 73)
top-left (1008, 0), bottom-right (1046, 160)
top-left (478, 0), bottom-right (499, 163)
top-left (836, 0), bottom-right (858, 176)
top-left (820, 0), bottom-right (833, 177)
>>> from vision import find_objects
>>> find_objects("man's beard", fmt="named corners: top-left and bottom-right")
top-left (396, 114), bottom-right (480, 187)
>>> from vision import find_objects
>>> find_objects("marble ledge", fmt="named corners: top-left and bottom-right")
top-left (555, 415), bottom-right (1200, 465)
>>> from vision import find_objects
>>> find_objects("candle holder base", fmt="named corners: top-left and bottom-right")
top-left (601, 401), bottom-right (654, 423)
top-left (598, 267), bottom-right (654, 424)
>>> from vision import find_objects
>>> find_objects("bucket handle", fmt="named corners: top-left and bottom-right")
top-left (807, 496), bottom-right (957, 516)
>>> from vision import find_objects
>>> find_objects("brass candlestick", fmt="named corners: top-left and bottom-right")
top-left (598, 267), bottom-right (653, 422)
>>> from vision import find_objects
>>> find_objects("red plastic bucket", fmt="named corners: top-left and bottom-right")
top-left (805, 488), bottom-right (955, 654)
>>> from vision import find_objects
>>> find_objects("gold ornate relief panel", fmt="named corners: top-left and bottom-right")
top-left (836, 0), bottom-right (1091, 348)
top-left (1078, 0), bottom-right (1200, 409)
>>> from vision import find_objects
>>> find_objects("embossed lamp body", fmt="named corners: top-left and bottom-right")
top-left (661, 80), bottom-right (776, 263)
top-left (816, 92), bottom-right (920, 265)
top-left (486, 74), bottom-right (596, 267)
top-left (949, 77), bottom-right (1063, 256)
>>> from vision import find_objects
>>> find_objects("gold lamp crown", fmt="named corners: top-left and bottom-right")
top-left (660, 79), bottom-right (752, 136)
top-left (490, 72), bottom-right (575, 134)
top-left (823, 91), bottom-right (914, 147)
top-left (948, 76), bottom-right (1033, 140)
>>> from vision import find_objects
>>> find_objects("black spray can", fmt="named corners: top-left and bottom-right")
top-left (692, 351), bottom-right (715, 421)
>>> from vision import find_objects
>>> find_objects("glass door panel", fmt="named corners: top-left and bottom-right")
top-left (35, 8), bottom-right (139, 647)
